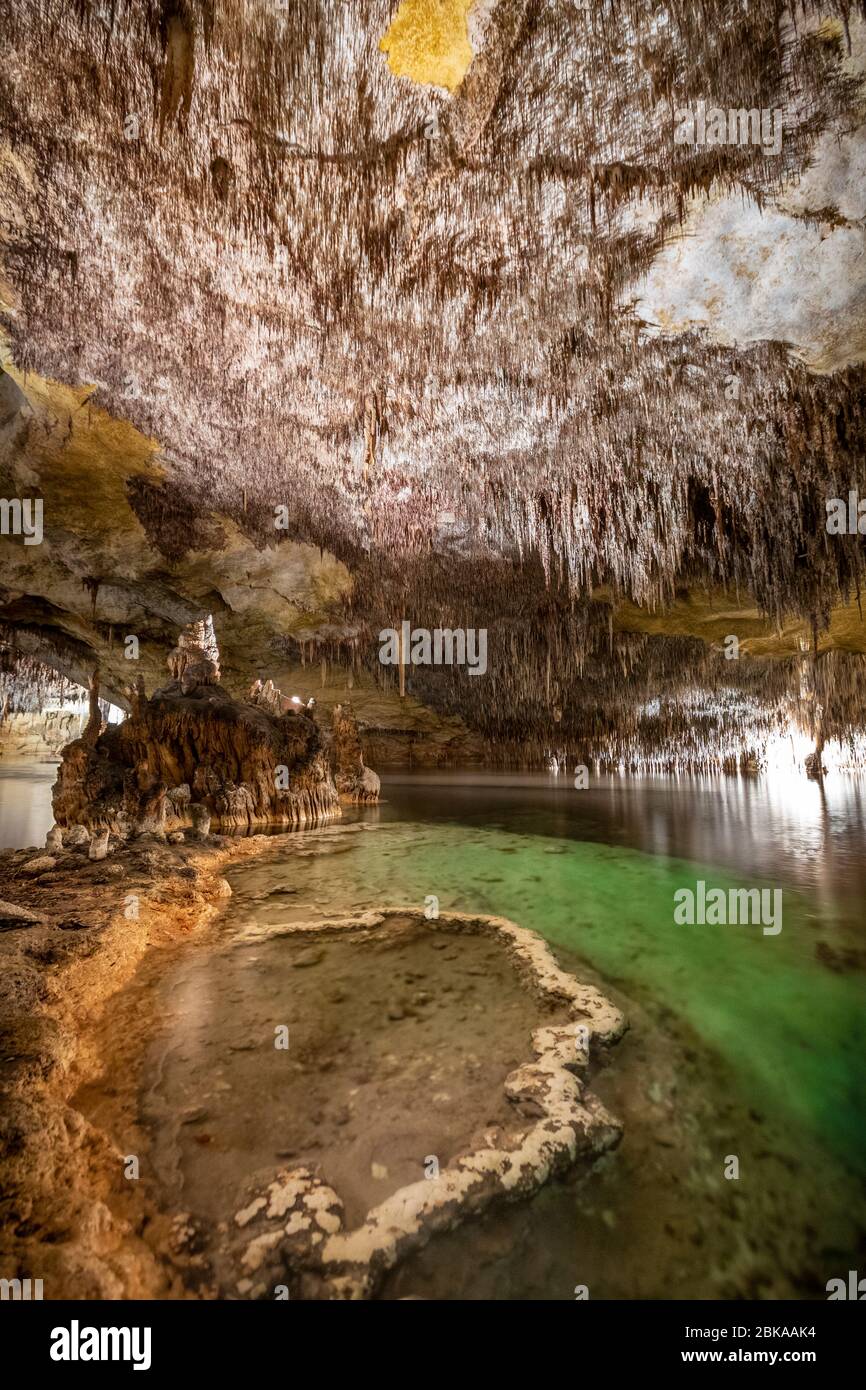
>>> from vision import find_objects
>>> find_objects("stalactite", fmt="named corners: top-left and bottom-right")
top-left (2, 1), bottom-right (865, 772)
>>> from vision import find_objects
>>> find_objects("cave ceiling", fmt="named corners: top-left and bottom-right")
top-left (1, 0), bottom-right (866, 745)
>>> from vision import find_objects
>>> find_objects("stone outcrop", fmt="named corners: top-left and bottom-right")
top-left (0, 708), bottom-right (88, 762)
top-left (0, 830), bottom-right (274, 1301)
top-left (331, 703), bottom-right (381, 804)
top-left (166, 617), bottom-right (221, 693)
top-left (51, 627), bottom-right (344, 836)
top-left (247, 678), bottom-right (309, 718)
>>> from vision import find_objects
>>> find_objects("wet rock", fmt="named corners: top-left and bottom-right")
top-left (332, 703), bottom-right (381, 805)
top-left (235, 1197), bottom-right (267, 1227)
top-left (0, 899), bottom-right (43, 930)
top-left (815, 941), bottom-right (866, 973)
top-left (189, 803), bottom-right (212, 840)
top-left (291, 946), bottom-right (324, 969)
top-left (64, 825), bottom-right (90, 847)
top-left (44, 825), bottom-right (63, 852)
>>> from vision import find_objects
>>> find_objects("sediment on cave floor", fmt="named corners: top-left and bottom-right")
top-left (71, 907), bottom-right (624, 1300)
top-left (0, 827), bottom-right (623, 1299)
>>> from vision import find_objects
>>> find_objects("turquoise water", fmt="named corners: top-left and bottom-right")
top-left (17, 762), bottom-right (864, 1296)
top-left (241, 783), bottom-right (866, 1184)
top-left (209, 772), bottom-right (865, 1296)
top-left (5, 761), bottom-right (863, 1183)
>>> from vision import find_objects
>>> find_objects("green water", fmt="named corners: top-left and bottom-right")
top-left (85, 768), bottom-right (865, 1298)
top-left (246, 813), bottom-right (866, 1184)
top-left (224, 766), bottom-right (866, 1199)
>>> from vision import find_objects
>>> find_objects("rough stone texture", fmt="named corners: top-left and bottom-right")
top-left (331, 702), bottom-right (381, 803)
top-left (166, 616), bottom-right (221, 692)
top-left (51, 641), bottom-right (343, 835)
top-left (1, 2), bottom-right (866, 764)
top-left (0, 707), bottom-right (87, 761)
top-left (227, 907), bottom-right (625, 1298)
top-left (0, 831), bottom-right (280, 1300)
top-left (0, 897), bottom-right (43, 929)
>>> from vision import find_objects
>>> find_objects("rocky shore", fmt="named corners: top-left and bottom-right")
top-left (0, 827), bottom-right (273, 1298)
top-left (0, 826), bottom-right (626, 1300)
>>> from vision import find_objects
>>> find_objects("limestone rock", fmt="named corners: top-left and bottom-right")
top-left (51, 624), bottom-right (341, 835)
top-left (44, 824), bottom-right (63, 852)
top-left (331, 704), bottom-right (381, 805)
top-left (88, 831), bottom-right (110, 861)
top-left (189, 804), bottom-right (211, 840)
top-left (21, 855), bottom-right (57, 875)
top-left (167, 617), bottom-right (221, 693)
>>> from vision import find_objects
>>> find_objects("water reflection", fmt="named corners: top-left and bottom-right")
top-left (0, 763), bottom-right (57, 849)
top-left (378, 770), bottom-right (866, 919)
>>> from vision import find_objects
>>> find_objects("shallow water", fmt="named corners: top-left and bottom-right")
top-left (370, 773), bottom-right (866, 1177)
top-left (72, 768), bottom-right (866, 1300)
top-left (0, 763), bottom-right (57, 849)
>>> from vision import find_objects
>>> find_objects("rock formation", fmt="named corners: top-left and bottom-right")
top-left (52, 622), bottom-right (343, 836)
top-left (331, 703), bottom-right (381, 804)
top-left (219, 907), bottom-right (624, 1300)
top-left (166, 616), bottom-right (221, 692)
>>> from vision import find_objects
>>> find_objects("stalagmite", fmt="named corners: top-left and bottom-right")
top-left (331, 704), bottom-right (381, 804)
top-left (51, 620), bottom-right (342, 834)
top-left (44, 824), bottom-right (63, 852)
top-left (87, 829), bottom-right (109, 861)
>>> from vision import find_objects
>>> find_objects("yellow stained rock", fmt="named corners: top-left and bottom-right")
top-left (380, 0), bottom-right (474, 92)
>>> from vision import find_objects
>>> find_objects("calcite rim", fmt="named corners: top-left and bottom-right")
top-left (230, 906), bottom-right (627, 1299)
